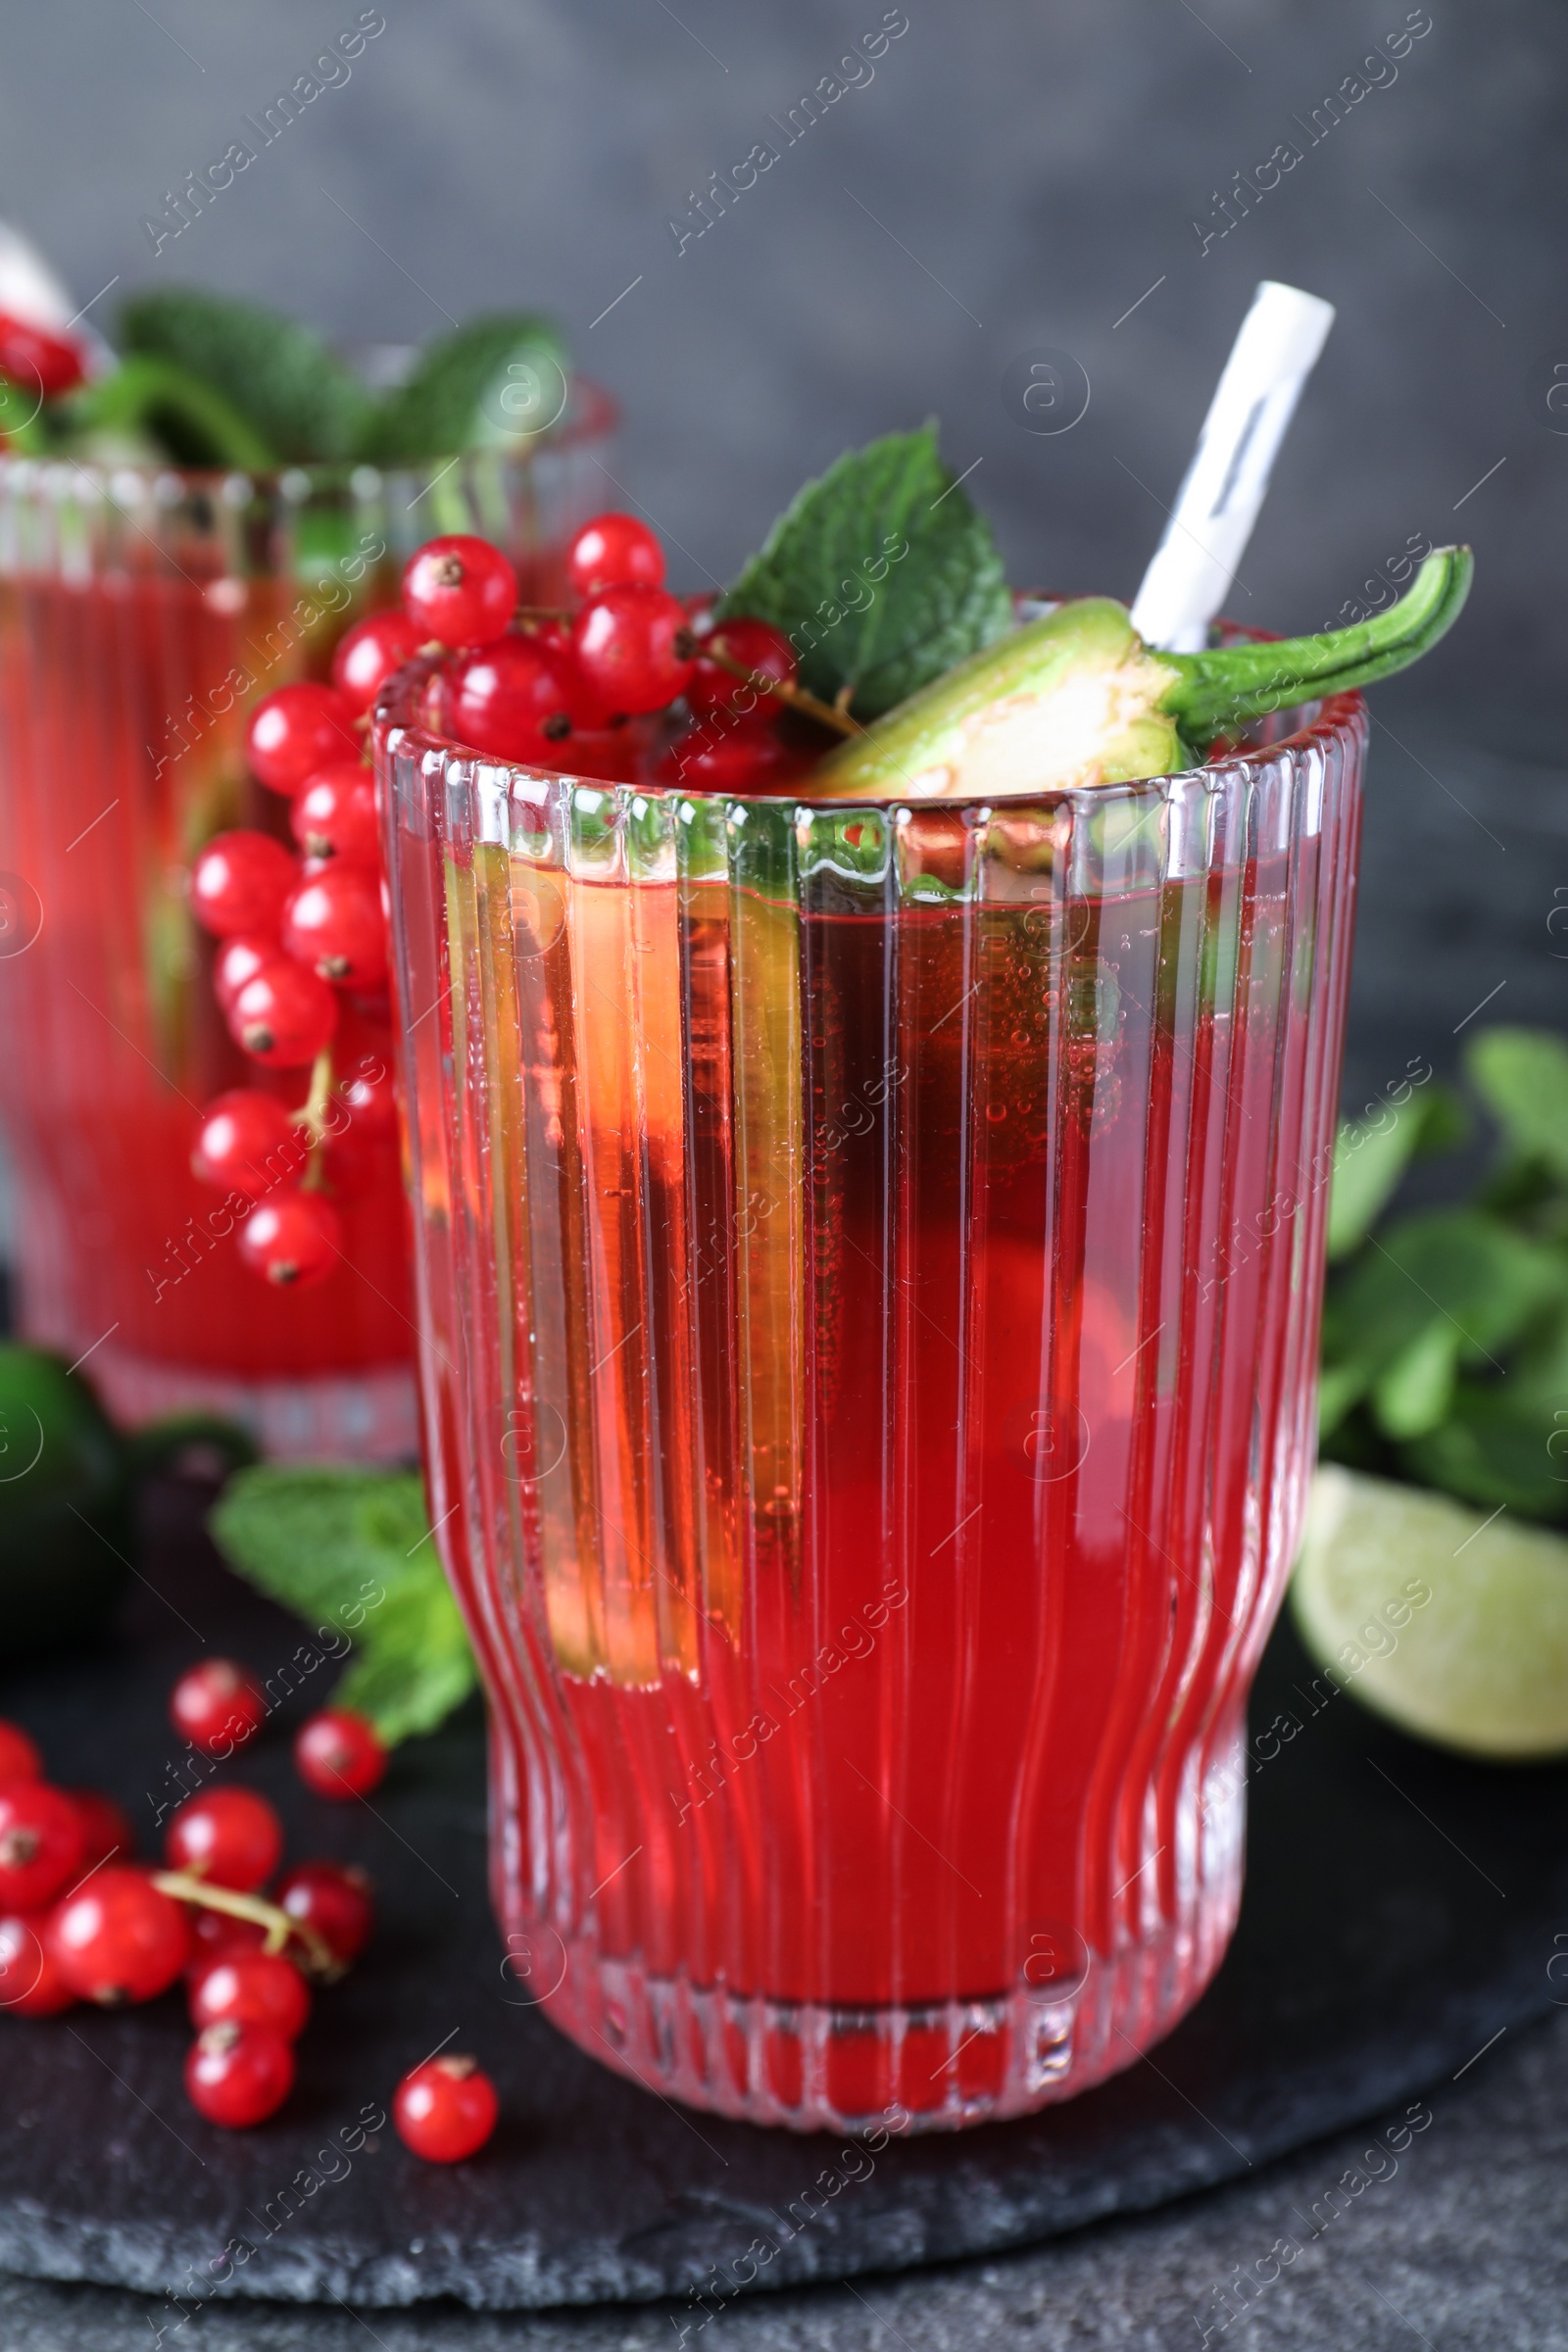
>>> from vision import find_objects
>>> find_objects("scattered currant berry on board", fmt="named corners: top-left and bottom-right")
top-left (401, 535), bottom-right (517, 648)
top-left (236, 1191), bottom-right (342, 1290)
top-left (0, 1909), bottom-right (75, 2015)
top-left (393, 2054), bottom-right (499, 2162)
top-left (66, 1788), bottom-right (135, 1872)
top-left (565, 511), bottom-right (665, 599)
top-left (281, 863), bottom-right (388, 988)
top-left (50, 1866), bottom-right (192, 2004)
top-left (330, 609), bottom-right (424, 716)
top-left (191, 1093), bottom-right (305, 1200)
top-left (185, 2020), bottom-right (295, 2128)
top-left (0, 1782), bottom-right (86, 1911)
top-left (447, 638), bottom-right (574, 763)
top-left (274, 1860), bottom-right (374, 1966)
top-left (246, 683), bottom-right (358, 798)
top-left (228, 957), bottom-right (338, 1068)
top-left (170, 1659), bottom-right (268, 1757)
top-left (0, 1720), bottom-right (41, 1788)
top-left (289, 763), bottom-right (381, 864)
top-left (294, 1711), bottom-right (387, 1800)
top-left (164, 1786), bottom-right (283, 1893)
top-left (189, 1949), bottom-right (310, 2042)
top-left (190, 831), bottom-right (300, 940)
top-left (187, 1905), bottom-right (268, 1969)
top-left (685, 615), bottom-right (798, 720)
top-left (572, 584), bottom-right (697, 715)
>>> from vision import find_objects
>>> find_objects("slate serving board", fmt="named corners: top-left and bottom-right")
top-left (0, 1478), bottom-right (1561, 2316)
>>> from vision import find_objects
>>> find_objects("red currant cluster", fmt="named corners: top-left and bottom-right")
top-left (190, 515), bottom-right (808, 1295)
top-left (415, 513), bottom-right (811, 792)
top-left (0, 1702), bottom-right (496, 2160)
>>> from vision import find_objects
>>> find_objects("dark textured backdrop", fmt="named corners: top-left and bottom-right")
top-left (0, 0), bottom-right (1562, 1098)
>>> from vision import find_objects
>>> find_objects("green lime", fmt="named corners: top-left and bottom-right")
top-left (1291, 1464), bottom-right (1568, 1761)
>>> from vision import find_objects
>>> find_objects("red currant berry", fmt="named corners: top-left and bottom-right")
top-left (281, 864), bottom-right (387, 988)
top-left (293, 1711), bottom-right (387, 1801)
top-left (393, 2054), bottom-right (499, 2163)
top-left (49, 1866), bottom-right (192, 2004)
top-left (402, 535), bottom-right (517, 648)
top-left (274, 1860), bottom-right (374, 1966)
top-left (447, 637), bottom-right (575, 764)
top-left (289, 763), bottom-right (381, 865)
top-left (573, 586), bottom-right (696, 716)
top-left (563, 727), bottom-right (644, 785)
top-left (685, 616), bottom-right (799, 720)
top-left (192, 1092), bottom-right (305, 1200)
top-left (212, 934), bottom-right (275, 1012)
top-left (0, 1909), bottom-right (75, 2015)
top-left (236, 1191), bottom-right (342, 1289)
top-left (185, 2021), bottom-right (294, 2128)
top-left (190, 1949), bottom-right (310, 2042)
top-left (337, 1054), bottom-right (398, 1136)
top-left (0, 1720), bottom-right (40, 1788)
top-left (565, 512), bottom-right (665, 600)
top-left (0, 1783), bottom-right (85, 1911)
top-left (316, 1124), bottom-right (383, 1206)
top-left (188, 1905), bottom-right (267, 1969)
top-left (330, 609), bottom-right (423, 716)
top-left (65, 1788), bottom-right (136, 1872)
top-left (0, 312), bottom-right (86, 398)
top-left (190, 831), bottom-right (299, 940)
top-left (164, 1787), bottom-right (282, 1893)
top-left (228, 957), bottom-right (338, 1068)
top-left (654, 721), bottom-right (789, 793)
top-left (247, 683), bottom-right (358, 798)
top-left (170, 1660), bottom-right (269, 1758)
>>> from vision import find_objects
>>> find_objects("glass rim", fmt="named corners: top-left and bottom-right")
top-left (0, 375), bottom-right (618, 500)
top-left (372, 636), bottom-right (1368, 822)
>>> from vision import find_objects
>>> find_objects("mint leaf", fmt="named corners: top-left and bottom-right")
top-left (209, 1467), bottom-right (476, 1744)
top-left (358, 313), bottom-right (568, 464)
top-left (1465, 1027), bottom-right (1568, 1182)
top-left (1325, 1085), bottom-right (1466, 1261)
top-left (717, 425), bottom-right (1012, 720)
top-left (119, 288), bottom-right (370, 465)
top-left (1402, 1383), bottom-right (1568, 1520)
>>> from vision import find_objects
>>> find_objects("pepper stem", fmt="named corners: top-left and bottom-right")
top-left (151, 1869), bottom-right (340, 1980)
top-left (1162, 546), bottom-right (1473, 745)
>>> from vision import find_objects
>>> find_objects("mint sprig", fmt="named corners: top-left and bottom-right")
top-left (717, 425), bottom-right (1012, 721)
top-left (209, 1467), bottom-right (475, 1744)
top-left (1321, 1027), bottom-right (1568, 1521)
top-left (119, 288), bottom-right (371, 465)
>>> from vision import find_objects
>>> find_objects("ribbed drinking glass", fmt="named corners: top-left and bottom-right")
top-left (377, 659), bottom-right (1363, 2130)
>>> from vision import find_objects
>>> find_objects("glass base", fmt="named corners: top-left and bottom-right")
top-left (531, 1850), bottom-right (1242, 2136)
top-left (54, 1337), bottom-right (418, 1464)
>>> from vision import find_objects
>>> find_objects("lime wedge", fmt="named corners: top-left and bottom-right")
top-left (1291, 1465), bottom-right (1568, 1760)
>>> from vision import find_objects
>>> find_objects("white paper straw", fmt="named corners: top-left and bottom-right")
top-left (1129, 280), bottom-right (1335, 653)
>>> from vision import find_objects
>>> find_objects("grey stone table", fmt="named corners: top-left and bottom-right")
top-left (5, 695), bottom-right (1566, 2350)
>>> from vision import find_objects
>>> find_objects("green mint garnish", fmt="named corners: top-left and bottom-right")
top-left (119, 287), bottom-right (372, 465)
top-left (210, 1466), bottom-right (476, 1744)
top-left (357, 312), bottom-right (568, 465)
top-left (717, 424), bottom-right (1012, 721)
top-left (1321, 1027), bottom-right (1568, 1524)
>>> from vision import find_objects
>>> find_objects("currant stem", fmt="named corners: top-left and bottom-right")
top-left (703, 644), bottom-right (864, 737)
top-left (295, 1047), bottom-right (336, 1192)
top-left (150, 1869), bottom-right (340, 1980)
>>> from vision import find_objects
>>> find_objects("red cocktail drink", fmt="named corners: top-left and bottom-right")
top-left (379, 664), bottom-right (1363, 2129)
top-left (0, 406), bottom-right (612, 1453)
